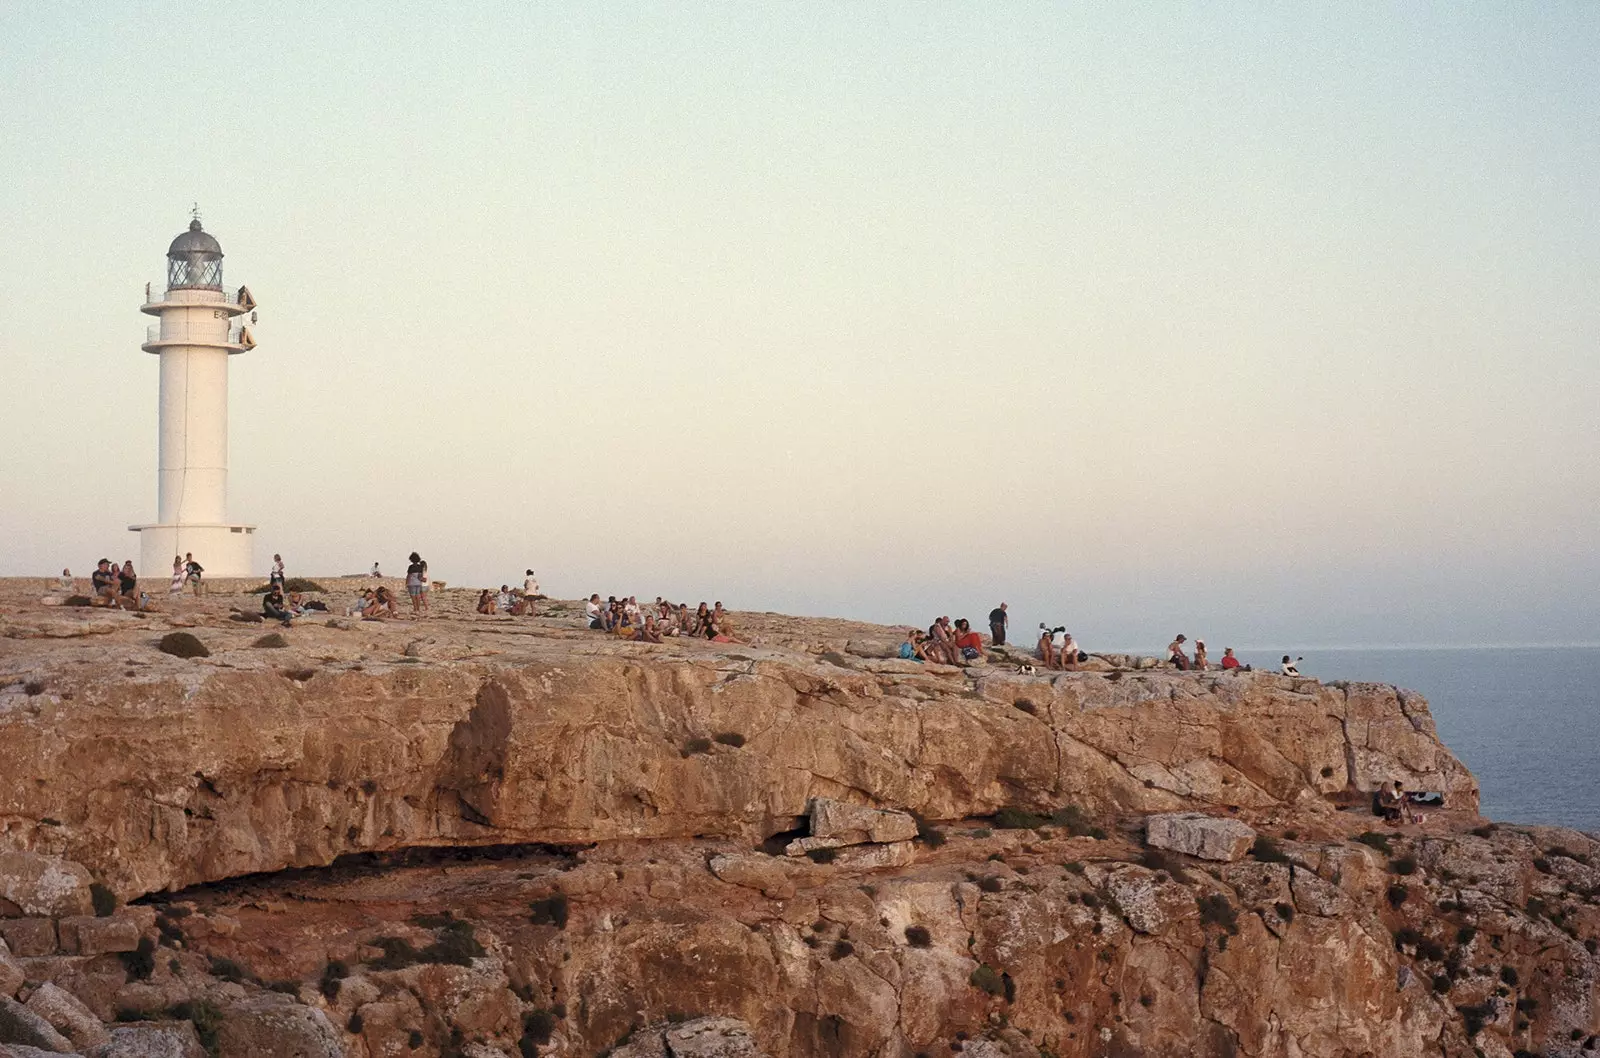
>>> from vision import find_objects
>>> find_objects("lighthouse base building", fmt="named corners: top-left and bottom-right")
top-left (128, 218), bottom-right (259, 579)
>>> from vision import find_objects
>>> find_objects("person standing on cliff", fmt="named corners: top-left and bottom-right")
top-left (405, 552), bottom-right (427, 615)
top-left (989, 602), bottom-right (1008, 646)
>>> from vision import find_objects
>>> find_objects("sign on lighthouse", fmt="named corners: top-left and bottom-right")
top-left (128, 215), bottom-right (258, 578)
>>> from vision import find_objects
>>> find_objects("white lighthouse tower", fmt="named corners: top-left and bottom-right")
top-left (129, 216), bottom-right (259, 578)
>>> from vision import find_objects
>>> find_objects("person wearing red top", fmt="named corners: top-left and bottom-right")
top-left (1220, 647), bottom-right (1242, 670)
top-left (954, 618), bottom-right (985, 662)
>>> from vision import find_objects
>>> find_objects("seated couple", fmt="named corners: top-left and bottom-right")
top-left (262, 587), bottom-right (327, 625)
top-left (1037, 626), bottom-right (1083, 669)
top-left (1372, 780), bottom-right (1443, 825)
top-left (350, 587), bottom-right (400, 619)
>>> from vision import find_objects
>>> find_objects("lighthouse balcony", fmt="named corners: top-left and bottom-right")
top-left (142, 322), bottom-right (253, 354)
top-left (140, 282), bottom-right (252, 316)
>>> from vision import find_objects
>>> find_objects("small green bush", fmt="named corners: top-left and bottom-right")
top-left (970, 964), bottom-right (1006, 997)
top-left (1386, 883), bottom-right (1409, 908)
top-left (1274, 901), bottom-right (1295, 923)
top-left (806, 847), bottom-right (838, 864)
top-left (1355, 832), bottom-right (1393, 855)
top-left (912, 813), bottom-right (946, 848)
top-left (1197, 894), bottom-right (1239, 935)
top-left (978, 876), bottom-right (1003, 893)
top-left (319, 959), bottom-right (349, 1000)
top-left (1456, 925), bottom-right (1477, 945)
top-left (970, 828), bottom-right (992, 839)
top-left (712, 732), bottom-right (746, 747)
top-left (348, 1011), bottom-right (364, 1033)
top-left (1432, 974), bottom-right (1452, 994)
top-left (1390, 855), bottom-right (1418, 876)
top-left (1500, 965), bottom-right (1519, 986)
top-left (208, 956), bottom-right (251, 984)
top-left (157, 632), bottom-right (210, 658)
top-left (1050, 805), bottom-right (1095, 837)
top-left (169, 1000), bottom-right (223, 1051)
top-left (905, 925), bottom-right (932, 948)
top-left (1064, 861), bottom-right (1085, 874)
top-left (120, 936), bottom-right (156, 980)
top-left (682, 737), bottom-right (712, 755)
top-left (249, 578), bottom-right (326, 593)
top-left (523, 1008), bottom-right (558, 1045)
top-left (993, 806), bottom-right (1048, 830)
top-left (368, 937), bottom-right (421, 970)
top-left (1250, 836), bottom-right (1290, 864)
top-left (829, 940), bottom-right (854, 960)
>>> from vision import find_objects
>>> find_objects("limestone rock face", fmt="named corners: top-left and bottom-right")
top-left (1144, 812), bottom-right (1257, 861)
top-left (0, 626), bottom-right (1475, 900)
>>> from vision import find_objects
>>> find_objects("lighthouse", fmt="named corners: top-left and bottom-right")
top-left (128, 216), bottom-right (259, 579)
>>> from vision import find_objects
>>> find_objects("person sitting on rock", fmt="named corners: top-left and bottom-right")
top-left (365, 586), bottom-right (399, 619)
top-left (1036, 624), bottom-right (1056, 668)
top-left (1168, 634), bottom-right (1190, 670)
top-left (639, 615), bottom-right (664, 643)
top-left (1059, 632), bottom-right (1080, 670)
top-left (1193, 640), bottom-right (1209, 671)
top-left (1220, 647), bottom-right (1242, 670)
top-left (476, 590), bottom-right (497, 615)
top-left (262, 584), bottom-right (294, 626)
top-left (118, 560), bottom-right (144, 609)
top-left (900, 629), bottom-right (927, 662)
top-left (1373, 781), bottom-right (1405, 824)
top-left (585, 594), bottom-right (604, 629)
top-left (91, 559), bottom-right (122, 608)
top-left (954, 618), bottom-right (985, 663)
top-left (689, 602), bottom-right (710, 637)
top-left (58, 568), bottom-right (75, 594)
top-left (1280, 655), bottom-right (1302, 677)
top-left (497, 585), bottom-right (515, 612)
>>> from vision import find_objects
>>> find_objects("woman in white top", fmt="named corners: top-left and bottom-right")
top-left (168, 556), bottom-right (185, 595)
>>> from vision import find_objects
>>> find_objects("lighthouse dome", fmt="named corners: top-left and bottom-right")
top-left (167, 218), bottom-right (223, 259)
top-left (166, 218), bottom-right (224, 290)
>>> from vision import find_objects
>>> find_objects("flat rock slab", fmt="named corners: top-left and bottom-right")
top-left (808, 798), bottom-right (918, 845)
top-left (102, 1021), bottom-right (206, 1058)
top-left (24, 982), bottom-right (108, 1051)
top-left (1144, 812), bottom-right (1257, 862)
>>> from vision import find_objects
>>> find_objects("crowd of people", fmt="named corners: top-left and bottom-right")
top-left (583, 595), bottom-right (738, 643)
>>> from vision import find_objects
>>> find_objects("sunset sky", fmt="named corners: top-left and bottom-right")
top-left (2, 3), bottom-right (1596, 648)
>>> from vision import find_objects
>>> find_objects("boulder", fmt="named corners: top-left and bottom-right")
top-left (1144, 813), bottom-right (1256, 862)
top-left (664, 1017), bottom-right (768, 1058)
top-left (0, 996), bottom-right (73, 1053)
top-left (808, 799), bottom-right (918, 846)
top-left (708, 855), bottom-right (797, 900)
top-left (102, 1021), bottom-right (207, 1058)
top-left (155, 633), bottom-right (208, 658)
top-left (0, 855), bottom-right (93, 919)
top-left (57, 915), bottom-right (140, 957)
top-left (210, 995), bottom-right (341, 1058)
top-left (0, 944), bottom-right (21, 999)
top-left (0, 923), bottom-right (56, 960)
top-left (23, 983), bottom-right (107, 1051)
top-left (611, 1017), bottom-right (768, 1058)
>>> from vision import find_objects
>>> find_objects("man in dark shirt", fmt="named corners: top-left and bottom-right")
top-left (91, 559), bottom-right (120, 607)
top-left (262, 584), bottom-right (294, 626)
top-left (184, 554), bottom-right (205, 596)
top-left (989, 602), bottom-right (1008, 646)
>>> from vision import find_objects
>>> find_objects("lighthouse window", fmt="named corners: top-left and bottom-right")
top-left (230, 527), bottom-right (244, 533)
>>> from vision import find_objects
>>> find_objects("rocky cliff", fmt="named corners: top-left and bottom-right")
top-left (0, 586), bottom-right (1592, 1058)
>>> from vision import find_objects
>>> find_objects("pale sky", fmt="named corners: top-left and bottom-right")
top-left (1, 3), bottom-right (1596, 649)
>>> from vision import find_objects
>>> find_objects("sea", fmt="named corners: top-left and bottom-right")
top-left (1232, 646), bottom-right (1600, 835)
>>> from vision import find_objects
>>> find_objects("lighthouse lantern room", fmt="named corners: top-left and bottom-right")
top-left (129, 216), bottom-right (258, 579)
